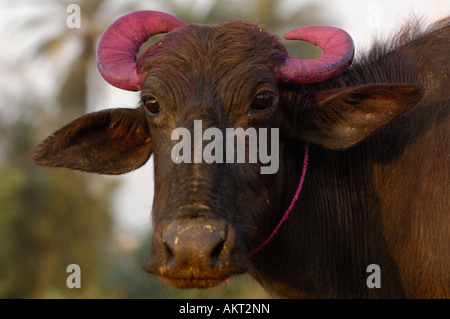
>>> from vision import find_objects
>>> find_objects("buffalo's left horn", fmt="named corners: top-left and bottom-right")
top-left (275, 26), bottom-right (354, 84)
top-left (96, 10), bottom-right (186, 91)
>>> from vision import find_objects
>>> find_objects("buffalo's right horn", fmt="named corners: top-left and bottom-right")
top-left (97, 10), bottom-right (186, 91)
top-left (275, 26), bottom-right (355, 84)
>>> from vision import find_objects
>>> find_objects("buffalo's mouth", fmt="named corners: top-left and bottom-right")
top-left (145, 257), bottom-right (248, 289)
top-left (158, 275), bottom-right (230, 289)
top-left (145, 264), bottom-right (248, 289)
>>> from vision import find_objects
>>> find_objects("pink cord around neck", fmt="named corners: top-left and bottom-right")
top-left (248, 142), bottom-right (309, 255)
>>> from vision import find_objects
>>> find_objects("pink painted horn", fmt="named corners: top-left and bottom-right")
top-left (275, 26), bottom-right (354, 84)
top-left (97, 11), bottom-right (186, 91)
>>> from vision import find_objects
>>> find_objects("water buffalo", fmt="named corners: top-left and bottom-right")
top-left (33, 11), bottom-right (449, 298)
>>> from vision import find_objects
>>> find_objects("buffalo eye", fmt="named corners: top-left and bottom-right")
top-left (250, 92), bottom-right (274, 112)
top-left (143, 98), bottom-right (161, 115)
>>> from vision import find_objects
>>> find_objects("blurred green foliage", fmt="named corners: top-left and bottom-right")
top-left (0, 120), bottom-right (115, 298)
top-left (0, 0), bottom-right (327, 298)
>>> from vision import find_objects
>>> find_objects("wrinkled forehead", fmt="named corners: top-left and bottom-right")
top-left (137, 21), bottom-right (288, 86)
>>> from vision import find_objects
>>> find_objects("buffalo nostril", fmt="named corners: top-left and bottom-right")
top-left (162, 238), bottom-right (174, 261)
top-left (211, 239), bottom-right (225, 262)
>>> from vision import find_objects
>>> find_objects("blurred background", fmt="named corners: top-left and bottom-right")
top-left (0, 0), bottom-right (448, 298)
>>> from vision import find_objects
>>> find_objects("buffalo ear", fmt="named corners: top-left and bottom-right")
top-left (33, 108), bottom-right (152, 174)
top-left (298, 84), bottom-right (424, 150)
